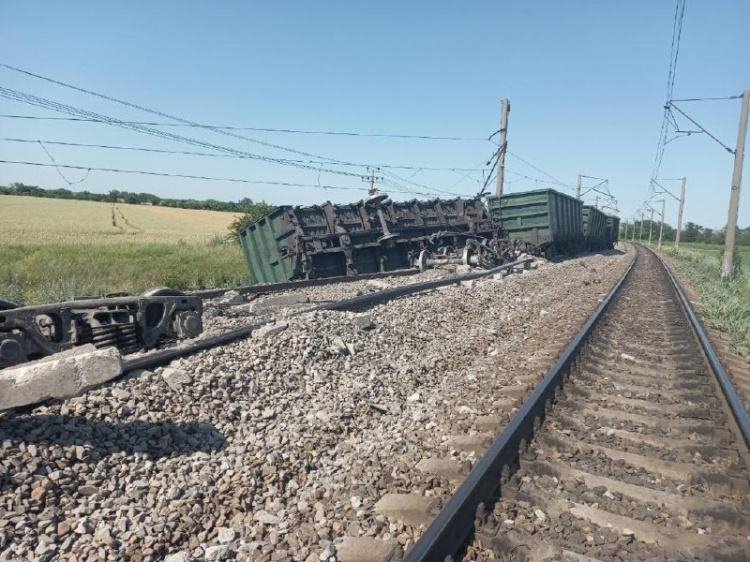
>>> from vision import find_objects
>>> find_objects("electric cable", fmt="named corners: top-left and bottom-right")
top-left (667, 102), bottom-right (735, 153)
top-left (0, 158), bottom-right (446, 198)
top-left (0, 113), bottom-right (485, 141)
top-left (0, 86), bottom-right (365, 179)
top-left (0, 135), bottom-right (487, 173)
top-left (506, 151), bottom-right (572, 188)
top-left (669, 95), bottom-right (742, 102)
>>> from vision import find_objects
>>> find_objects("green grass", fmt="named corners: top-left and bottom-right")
top-left (679, 241), bottom-right (750, 258)
top-left (668, 245), bottom-right (750, 359)
top-left (0, 242), bottom-right (250, 306)
top-left (0, 195), bottom-right (253, 306)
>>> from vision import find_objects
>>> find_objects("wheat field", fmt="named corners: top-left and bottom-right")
top-left (0, 195), bottom-right (237, 245)
top-left (0, 196), bottom-right (251, 305)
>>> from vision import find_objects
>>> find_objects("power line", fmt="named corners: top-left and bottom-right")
top-left (0, 64), bottom-right (494, 197)
top-left (479, 153), bottom-right (499, 195)
top-left (649, 0), bottom-right (687, 193)
top-left (0, 63), bottom-right (497, 199)
top-left (37, 140), bottom-right (91, 185)
top-left (667, 102), bottom-right (735, 153)
top-left (0, 86), bottom-right (482, 197)
top-left (440, 152), bottom-right (495, 195)
top-left (0, 113), bottom-right (486, 141)
top-left (506, 151), bottom-right (572, 188)
top-left (380, 169), bottom-right (463, 198)
top-left (505, 169), bottom-right (563, 187)
top-left (669, 95), bottom-right (743, 102)
top-left (0, 86), bottom-right (366, 179)
top-left (0, 136), bottom-right (486, 173)
top-left (0, 62), bottom-right (355, 166)
top-left (0, 159), bottom-right (363, 190)
top-left (0, 158), bottom-right (448, 198)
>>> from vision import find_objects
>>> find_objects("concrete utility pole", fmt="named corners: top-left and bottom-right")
top-left (722, 89), bottom-right (750, 279)
top-left (631, 218), bottom-right (636, 241)
top-left (675, 177), bottom-right (686, 252)
top-left (495, 98), bottom-right (510, 196)
top-left (648, 208), bottom-right (655, 245)
top-left (576, 174), bottom-right (582, 199)
top-left (658, 198), bottom-right (666, 251)
top-left (639, 213), bottom-right (645, 242)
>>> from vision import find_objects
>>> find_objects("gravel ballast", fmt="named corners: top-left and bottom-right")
top-left (0, 250), bottom-right (631, 561)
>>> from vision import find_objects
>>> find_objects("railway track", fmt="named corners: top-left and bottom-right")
top-left (668, 265), bottom-right (750, 417)
top-left (0, 250), bottom-right (631, 561)
top-left (190, 268), bottom-right (422, 300)
top-left (405, 246), bottom-right (750, 562)
top-left (122, 257), bottom-right (535, 374)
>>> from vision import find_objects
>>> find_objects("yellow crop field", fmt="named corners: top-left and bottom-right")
top-left (0, 195), bottom-right (237, 245)
top-left (0, 196), bottom-right (251, 305)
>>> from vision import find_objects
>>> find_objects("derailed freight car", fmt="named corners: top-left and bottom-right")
top-left (605, 215), bottom-right (621, 249)
top-left (238, 194), bottom-right (499, 283)
top-left (582, 205), bottom-right (609, 251)
top-left (239, 187), bottom-right (620, 282)
top-left (486, 189), bottom-right (583, 258)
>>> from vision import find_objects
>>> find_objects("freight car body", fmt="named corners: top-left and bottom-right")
top-left (487, 189), bottom-right (583, 257)
top-left (582, 205), bottom-right (609, 251)
top-left (605, 215), bottom-right (621, 249)
top-left (239, 195), bottom-right (496, 284)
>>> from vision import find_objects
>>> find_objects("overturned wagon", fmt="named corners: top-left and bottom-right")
top-left (605, 215), bottom-right (621, 249)
top-left (239, 194), bottom-right (501, 283)
top-left (582, 205), bottom-right (609, 251)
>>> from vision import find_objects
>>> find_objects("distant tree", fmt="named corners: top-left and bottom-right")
top-left (700, 227), bottom-right (715, 244)
top-left (682, 222), bottom-right (701, 243)
top-left (659, 222), bottom-right (676, 242)
top-left (10, 182), bottom-right (44, 197)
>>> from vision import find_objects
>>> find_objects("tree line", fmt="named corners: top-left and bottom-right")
top-left (3, 182), bottom-right (746, 246)
top-left (620, 219), bottom-right (750, 246)
top-left (0, 182), bottom-right (272, 215)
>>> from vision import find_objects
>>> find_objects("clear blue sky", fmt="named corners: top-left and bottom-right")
top-left (1, 1), bottom-right (748, 228)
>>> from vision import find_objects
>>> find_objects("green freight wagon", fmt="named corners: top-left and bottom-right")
top-left (486, 188), bottom-right (583, 257)
top-left (605, 215), bottom-right (621, 249)
top-left (582, 205), bottom-right (609, 250)
top-left (238, 208), bottom-right (300, 284)
top-left (239, 197), bottom-right (494, 284)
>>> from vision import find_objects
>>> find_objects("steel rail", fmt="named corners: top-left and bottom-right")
top-left (403, 249), bottom-right (638, 562)
top-left (189, 269), bottom-right (421, 299)
top-left (123, 258), bottom-right (534, 373)
top-left (656, 251), bottom-right (750, 453)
